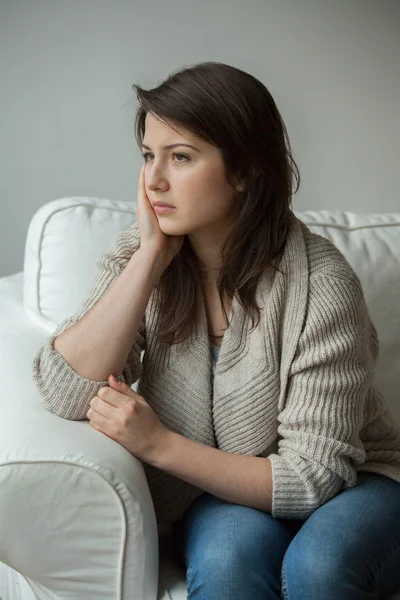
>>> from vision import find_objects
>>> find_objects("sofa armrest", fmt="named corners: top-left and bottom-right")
top-left (0, 273), bottom-right (159, 600)
top-left (0, 389), bottom-right (159, 600)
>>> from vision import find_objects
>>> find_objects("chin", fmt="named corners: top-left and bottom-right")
top-left (157, 220), bottom-right (187, 236)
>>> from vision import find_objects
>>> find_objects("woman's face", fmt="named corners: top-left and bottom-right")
top-left (142, 112), bottom-right (242, 238)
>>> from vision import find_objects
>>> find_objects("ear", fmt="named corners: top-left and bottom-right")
top-left (235, 167), bottom-right (259, 193)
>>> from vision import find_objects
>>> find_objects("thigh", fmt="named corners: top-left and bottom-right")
top-left (282, 472), bottom-right (400, 600)
top-left (172, 492), bottom-right (303, 598)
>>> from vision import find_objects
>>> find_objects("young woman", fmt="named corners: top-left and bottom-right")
top-left (33, 61), bottom-right (400, 599)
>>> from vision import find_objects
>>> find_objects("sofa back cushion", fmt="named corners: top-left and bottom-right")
top-left (23, 198), bottom-right (400, 423)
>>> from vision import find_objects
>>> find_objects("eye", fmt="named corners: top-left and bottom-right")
top-left (174, 153), bottom-right (189, 162)
top-left (142, 152), bottom-right (189, 163)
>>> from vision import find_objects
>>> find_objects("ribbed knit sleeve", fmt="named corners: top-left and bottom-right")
top-left (268, 269), bottom-right (374, 519)
top-left (32, 225), bottom-right (145, 421)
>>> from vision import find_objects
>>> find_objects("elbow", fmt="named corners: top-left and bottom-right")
top-left (35, 380), bottom-right (91, 420)
top-left (37, 393), bottom-right (89, 421)
top-left (32, 358), bottom-right (102, 421)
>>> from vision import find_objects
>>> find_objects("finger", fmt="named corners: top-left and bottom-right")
top-left (139, 164), bottom-right (151, 207)
top-left (108, 376), bottom-right (136, 397)
top-left (137, 165), bottom-right (144, 201)
top-left (139, 163), bottom-right (145, 194)
top-left (97, 386), bottom-right (131, 408)
top-left (87, 399), bottom-right (114, 421)
top-left (87, 407), bottom-right (112, 431)
top-left (109, 380), bottom-right (144, 404)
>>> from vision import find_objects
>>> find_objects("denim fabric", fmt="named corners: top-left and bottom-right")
top-left (171, 472), bottom-right (400, 599)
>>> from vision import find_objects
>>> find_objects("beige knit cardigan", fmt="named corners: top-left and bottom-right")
top-left (32, 211), bottom-right (400, 524)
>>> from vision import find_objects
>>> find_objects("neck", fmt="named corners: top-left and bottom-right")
top-left (187, 217), bottom-right (236, 273)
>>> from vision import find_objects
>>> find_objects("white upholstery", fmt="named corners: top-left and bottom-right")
top-left (0, 197), bottom-right (399, 600)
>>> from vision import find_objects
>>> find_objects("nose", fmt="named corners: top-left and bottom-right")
top-left (145, 163), bottom-right (169, 192)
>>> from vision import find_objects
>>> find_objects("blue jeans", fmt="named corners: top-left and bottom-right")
top-left (171, 472), bottom-right (400, 599)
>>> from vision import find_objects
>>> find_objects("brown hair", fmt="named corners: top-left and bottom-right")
top-left (132, 61), bottom-right (300, 345)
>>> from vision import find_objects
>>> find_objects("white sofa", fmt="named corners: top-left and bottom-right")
top-left (1, 197), bottom-right (399, 600)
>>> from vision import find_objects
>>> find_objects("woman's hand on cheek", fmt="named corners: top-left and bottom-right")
top-left (87, 374), bottom-right (169, 464)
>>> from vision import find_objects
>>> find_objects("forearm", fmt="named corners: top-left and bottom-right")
top-left (151, 431), bottom-right (273, 513)
top-left (54, 246), bottom-right (167, 381)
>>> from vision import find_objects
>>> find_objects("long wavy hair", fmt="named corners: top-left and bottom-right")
top-left (131, 61), bottom-right (300, 345)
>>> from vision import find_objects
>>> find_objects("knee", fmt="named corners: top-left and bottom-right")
top-left (190, 507), bottom-right (267, 569)
top-left (282, 529), bottom-right (346, 591)
top-left (185, 538), bottom-right (244, 596)
top-left (186, 505), bottom-right (290, 587)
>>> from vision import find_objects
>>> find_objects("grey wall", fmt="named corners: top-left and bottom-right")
top-left (1, 0), bottom-right (399, 278)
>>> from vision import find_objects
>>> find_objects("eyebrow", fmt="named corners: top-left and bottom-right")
top-left (141, 143), bottom-right (201, 152)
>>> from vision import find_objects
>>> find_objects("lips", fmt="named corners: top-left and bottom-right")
top-left (152, 201), bottom-right (176, 208)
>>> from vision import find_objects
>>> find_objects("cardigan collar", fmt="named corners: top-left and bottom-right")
top-left (183, 211), bottom-right (309, 384)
